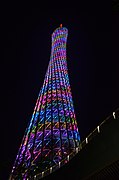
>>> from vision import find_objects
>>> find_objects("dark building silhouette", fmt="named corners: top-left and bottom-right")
top-left (41, 108), bottom-right (119, 179)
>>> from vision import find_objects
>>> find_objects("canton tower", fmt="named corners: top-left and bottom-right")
top-left (10, 24), bottom-right (80, 179)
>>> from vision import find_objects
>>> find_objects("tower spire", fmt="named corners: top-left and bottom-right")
top-left (60, 23), bottom-right (62, 28)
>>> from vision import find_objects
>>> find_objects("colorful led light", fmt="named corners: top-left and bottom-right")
top-left (10, 25), bottom-right (80, 179)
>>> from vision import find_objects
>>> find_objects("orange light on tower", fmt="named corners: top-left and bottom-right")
top-left (60, 24), bottom-right (62, 28)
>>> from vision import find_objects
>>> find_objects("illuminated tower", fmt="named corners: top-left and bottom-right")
top-left (10, 24), bottom-right (80, 179)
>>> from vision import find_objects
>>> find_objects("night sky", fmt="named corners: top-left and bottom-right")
top-left (1, 4), bottom-right (119, 180)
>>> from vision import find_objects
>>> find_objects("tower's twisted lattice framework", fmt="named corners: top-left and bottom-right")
top-left (11, 25), bottom-right (80, 179)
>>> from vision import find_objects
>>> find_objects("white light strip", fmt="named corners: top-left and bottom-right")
top-left (97, 126), bottom-right (100, 133)
top-left (86, 138), bottom-right (88, 144)
top-left (59, 162), bottom-right (61, 168)
top-left (42, 172), bottom-right (44, 178)
top-left (67, 155), bottom-right (69, 161)
top-left (76, 147), bottom-right (79, 153)
top-left (113, 112), bottom-right (116, 119)
top-left (50, 167), bottom-right (52, 173)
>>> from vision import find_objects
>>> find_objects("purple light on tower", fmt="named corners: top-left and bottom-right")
top-left (10, 24), bottom-right (80, 179)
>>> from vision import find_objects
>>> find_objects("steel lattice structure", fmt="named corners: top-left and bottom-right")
top-left (10, 25), bottom-right (80, 179)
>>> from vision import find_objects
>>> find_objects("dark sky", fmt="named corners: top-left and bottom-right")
top-left (1, 4), bottom-right (119, 180)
